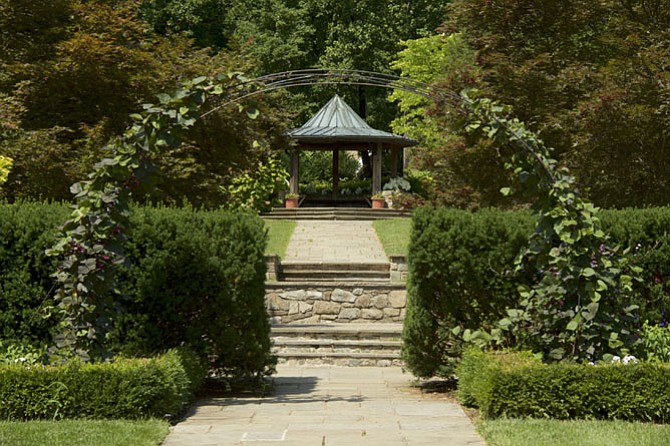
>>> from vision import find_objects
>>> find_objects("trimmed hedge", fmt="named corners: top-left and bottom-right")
top-left (457, 348), bottom-right (539, 410)
top-left (0, 348), bottom-right (205, 420)
top-left (599, 208), bottom-right (670, 324)
top-left (403, 206), bottom-right (670, 377)
top-left (458, 349), bottom-right (670, 422)
top-left (402, 207), bottom-right (534, 377)
top-left (0, 202), bottom-right (273, 377)
top-left (0, 202), bottom-right (69, 344)
top-left (112, 206), bottom-right (274, 377)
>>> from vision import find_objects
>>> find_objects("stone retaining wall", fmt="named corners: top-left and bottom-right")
top-left (266, 283), bottom-right (407, 324)
top-left (389, 255), bottom-right (408, 282)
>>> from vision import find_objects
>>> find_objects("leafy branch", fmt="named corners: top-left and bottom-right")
top-left (459, 91), bottom-right (641, 362)
top-left (46, 74), bottom-right (258, 362)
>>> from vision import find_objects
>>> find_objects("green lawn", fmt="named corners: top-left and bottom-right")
top-left (0, 420), bottom-right (169, 446)
top-left (264, 219), bottom-right (296, 258)
top-left (479, 418), bottom-right (670, 446)
top-left (372, 218), bottom-right (411, 257)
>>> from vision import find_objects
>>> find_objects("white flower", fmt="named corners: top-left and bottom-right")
top-left (622, 355), bottom-right (638, 365)
top-left (611, 355), bottom-right (621, 363)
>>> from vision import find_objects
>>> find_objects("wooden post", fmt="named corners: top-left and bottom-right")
top-left (390, 147), bottom-right (399, 179)
top-left (332, 148), bottom-right (340, 199)
top-left (372, 143), bottom-right (382, 193)
top-left (290, 148), bottom-right (300, 195)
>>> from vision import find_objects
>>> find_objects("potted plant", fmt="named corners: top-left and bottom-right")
top-left (371, 192), bottom-right (385, 209)
top-left (285, 192), bottom-right (300, 208)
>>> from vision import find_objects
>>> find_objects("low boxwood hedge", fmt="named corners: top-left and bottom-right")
top-left (0, 349), bottom-right (205, 421)
top-left (458, 349), bottom-right (670, 422)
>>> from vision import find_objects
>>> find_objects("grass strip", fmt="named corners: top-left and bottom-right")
top-left (478, 418), bottom-right (670, 446)
top-left (372, 218), bottom-right (411, 257)
top-left (264, 219), bottom-right (297, 258)
top-left (0, 419), bottom-right (169, 446)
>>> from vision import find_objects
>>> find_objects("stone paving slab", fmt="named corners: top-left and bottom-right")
top-left (162, 365), bottom-right (487, 446)
top-left (283, 220), bottom-right (388, 263)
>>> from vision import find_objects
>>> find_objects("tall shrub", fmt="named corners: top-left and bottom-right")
top-left (0, 202), bottom-right (68, 344)
top-left (403, 206), bottom-right (670, 377)
top-left (402, 207), bottom-right (534, 377)
top-left (0, 202), bottom-right (273, 378)
top-left (599, 208), bottom-right (670, 325)
top-left (111, 206), bottom-right (274, 377)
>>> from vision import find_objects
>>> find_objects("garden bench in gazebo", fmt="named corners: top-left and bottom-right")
top-left (286, 95), bottom-right (416, 206)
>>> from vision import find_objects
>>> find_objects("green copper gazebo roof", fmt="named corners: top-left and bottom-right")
top-left (288, 95), bottom-right (416, 148)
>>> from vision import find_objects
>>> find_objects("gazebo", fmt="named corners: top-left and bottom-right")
top-left (286, 95), bottom-right (416, 202)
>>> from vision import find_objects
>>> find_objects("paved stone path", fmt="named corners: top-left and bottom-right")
top-left (163, 365), bottom-right (487, 446)
top-left (282, 220), bottom-right (387, 263)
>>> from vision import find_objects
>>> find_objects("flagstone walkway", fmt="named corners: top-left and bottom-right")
top-left (162, 365), bottom-right (487, 446)
top-left (282, 220), bottom-right (388, 263)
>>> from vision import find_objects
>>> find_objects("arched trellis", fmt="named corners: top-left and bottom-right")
top-left (203, 68), bottom-right (461, 117)
top-left (47, 70), bottom-right (633, 364)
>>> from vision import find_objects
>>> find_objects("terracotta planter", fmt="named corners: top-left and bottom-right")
top-left (285, 197), bottom-right (299, 208)
top-left (371, 198), bottom-right (385, 209)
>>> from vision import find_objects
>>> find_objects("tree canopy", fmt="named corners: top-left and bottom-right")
top-left (0, 0), bottom-right (287, 206)
top-left (424, 0), bottom-right (670, 208)
top-left (3, 0), bottom-right (668, 208)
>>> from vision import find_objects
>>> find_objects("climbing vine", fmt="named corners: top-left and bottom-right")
top-left (459, 92), bottom-right (641, 362)
top-left (46, 74), bottom-right (257, 361)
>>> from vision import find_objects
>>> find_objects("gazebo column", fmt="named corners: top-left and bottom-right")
top-left (390, 147), bottom-right (399, 179)
top-left (372, 143), bottom-right (383, 193)
top-left (289, 148), bottom-right (300, 195)
top-left (332, 148), bottom-right (339, 198)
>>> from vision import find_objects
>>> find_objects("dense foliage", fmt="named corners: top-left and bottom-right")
top-left (0, 202), bottom-right (273, 377)
top-left (46, 74), bottom-right (256, 361)
top-left (224, 0), bottom-right (452, 128)
top-left (0, 202), bottom-right (68, 345)
top-left (0, 348), bottom-right (204, 420)
top-left (462, 96), bottom-right (641, 363)
top-left (402, 207), bottom-right (533, 377)
top-left (0, 155), bottom-right (10, 186)
top-left (403, 207), bottom-right (670, 377)
top-left (418, 0), bottom-right (670, 209)
top-left (112, 206), bottom-right (273, 377)
top-left (0, 0), bottom-right (287, 205)
top-left (458, 348), bottom-right (670, 422)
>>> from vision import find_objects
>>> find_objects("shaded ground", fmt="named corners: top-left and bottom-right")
top-left (162, 365), bottom-right (486, 446)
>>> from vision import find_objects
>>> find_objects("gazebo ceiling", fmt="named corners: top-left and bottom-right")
top-left (287, 95), bottom-right (417, 148)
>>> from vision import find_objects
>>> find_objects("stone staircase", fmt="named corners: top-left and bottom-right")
top-left (271, 323), bottom-right (403, 366)
top-left (280, 262), bottom-right (390, 282)
top-left (261, 207), bottom-right (409, 220)
top-left (265, 218), bottom-right (406, 366)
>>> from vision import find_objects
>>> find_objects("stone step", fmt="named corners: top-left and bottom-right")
top-left (274, 351), bottom-right (401, 360)
top-left (271, 323), bottom-right (403, 338)
top-left (261, 207), bottom-right (409, 220)
top-left (280, 262), bottom-right (390, 282)
top-left (281, 262), bottom-right (390, 272)
top-left (271, 323), bottom-right (403, 366)
top-left (272, 338), bottom-right (402, 349)
top-left (281, 273), bottom-right (390, 282)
